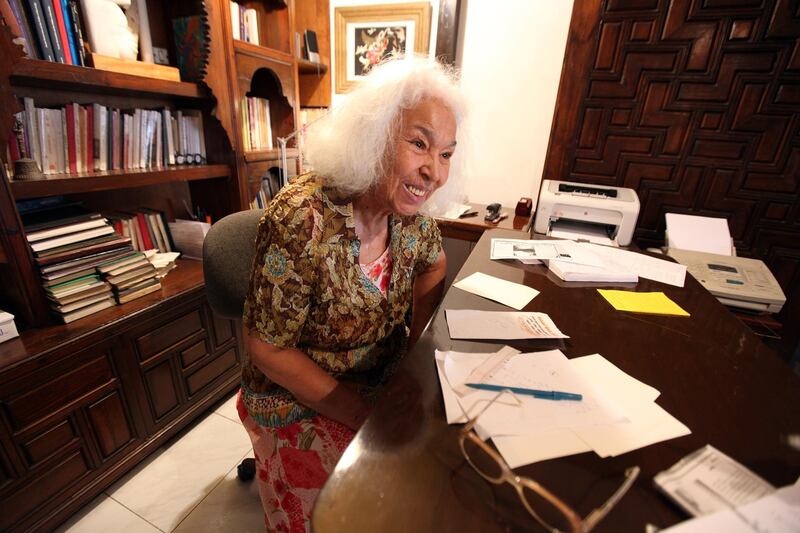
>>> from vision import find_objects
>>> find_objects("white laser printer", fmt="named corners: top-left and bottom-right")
top-left (533, 180), bottom-right (640, 246)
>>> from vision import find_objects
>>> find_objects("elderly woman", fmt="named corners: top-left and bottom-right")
top-left (238, 58), bottom-right (465, 531)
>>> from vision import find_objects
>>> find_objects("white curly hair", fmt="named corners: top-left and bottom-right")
top-left (303, 56), bottom-right (467, 213)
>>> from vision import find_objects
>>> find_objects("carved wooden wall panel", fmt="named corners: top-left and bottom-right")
top-left (545, 0), bottom-right (800, 354)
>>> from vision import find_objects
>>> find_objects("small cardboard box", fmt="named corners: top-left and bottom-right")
top-left (0, 311), bottom-right (19, 343)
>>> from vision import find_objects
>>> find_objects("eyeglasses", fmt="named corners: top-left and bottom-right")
top-left (457, 390), bottom-right (640, 533)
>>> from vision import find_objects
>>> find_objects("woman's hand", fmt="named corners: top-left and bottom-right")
top-left (244, 328), bottom-right (371, 431)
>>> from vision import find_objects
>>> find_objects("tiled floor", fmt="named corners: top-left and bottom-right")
top-left (57, 391), bottom-right (265, 533)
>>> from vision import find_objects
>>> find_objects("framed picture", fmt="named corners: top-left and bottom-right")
top-left (334, 3), bottom-right (432, 94)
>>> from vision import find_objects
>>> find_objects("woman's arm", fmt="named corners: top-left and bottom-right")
top-left (409, 248), bottom-right (447, 346)
top-left (244, 328), bottom-right (371, 431)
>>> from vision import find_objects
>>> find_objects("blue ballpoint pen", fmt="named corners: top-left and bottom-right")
top-left (465, 383), bottom-right (583, 401)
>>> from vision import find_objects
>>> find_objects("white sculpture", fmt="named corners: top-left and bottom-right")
top-left (79, 0), bottom-right (139, 60)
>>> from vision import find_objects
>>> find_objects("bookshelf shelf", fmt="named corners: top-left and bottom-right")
top-left (10, 165), bottom-right (231, 199)
top-left (233, 40), bottom-right (294, 64)
top-left (11, 59), bottom-right (208, 100)
top-left (244, 148), bottom-right (297, 162)
top-left (298, 59), bottom-right (329, 75)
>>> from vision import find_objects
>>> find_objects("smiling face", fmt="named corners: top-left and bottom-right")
top-left (377, 99), bottom-right (458, 217)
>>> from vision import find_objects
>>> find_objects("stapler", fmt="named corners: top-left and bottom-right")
top-left (484, 203), bottom-right (501, 222)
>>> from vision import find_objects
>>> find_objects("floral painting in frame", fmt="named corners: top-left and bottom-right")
top-left (334, 3), bottom-right (431, 94)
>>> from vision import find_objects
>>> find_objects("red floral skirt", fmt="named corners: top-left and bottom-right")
top-left (237, 389), bottom-right (355, 532)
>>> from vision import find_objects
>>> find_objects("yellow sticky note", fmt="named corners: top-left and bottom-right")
top-left (597, 289), bottom-right (690, 317)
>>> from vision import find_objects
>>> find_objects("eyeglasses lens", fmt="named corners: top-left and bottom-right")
top-left (461, 436), bottom-right (504, 482)
top-left (520, 483), bottom-right (573, 533)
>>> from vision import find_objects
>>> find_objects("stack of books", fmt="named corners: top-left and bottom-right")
top-left (7, 98), bottom-right (207, 177)
top-left (22, 202), bottom-right (133, 323)
top-left (96, 252), bottom-right (161, 304)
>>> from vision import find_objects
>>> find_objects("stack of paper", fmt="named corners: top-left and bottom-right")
top-left (435, 348), bottom-right (690, 468)
top-left (666, 214), bottom-right (733, 256)
top-left (489, 237), bottom-right (688, 287)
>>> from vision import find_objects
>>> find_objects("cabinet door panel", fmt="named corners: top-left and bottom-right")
top-left (210, 313), bottom-right (234, 347)
top-left (144, 360), bottom-right (180, 420)
top-left (87, 391), bottom-right (134, 458)
top-left (186, 348), bottom-right (238, 396)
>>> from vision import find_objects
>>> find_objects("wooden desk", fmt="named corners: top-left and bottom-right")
top-left (436, 204), bottom-right (530, 242)
top-left (313, 229), bottom-right (800, 532)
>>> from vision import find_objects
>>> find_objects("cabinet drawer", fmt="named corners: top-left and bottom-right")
top-left (21, 419), bottom-right (78, 467)
top-left (135, 310), bottom-right (204, 362)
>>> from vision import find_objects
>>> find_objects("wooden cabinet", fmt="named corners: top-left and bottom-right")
top-left (0, 263), bottom-right (241, 532)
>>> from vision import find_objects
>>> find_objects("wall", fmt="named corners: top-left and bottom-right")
top-left (329, 0), bottom-right (441, 107)
top-left (457, 0), bottom-right (574, 209)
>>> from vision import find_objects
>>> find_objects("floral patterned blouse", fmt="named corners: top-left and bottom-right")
top-left (241, 173), bottom-right (442, 428)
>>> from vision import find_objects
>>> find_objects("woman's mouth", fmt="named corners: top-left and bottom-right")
top-left (404, 184), bottom-right (427, 198)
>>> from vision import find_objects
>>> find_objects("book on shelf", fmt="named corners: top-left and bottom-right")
top-left (106, 263), bottom-right (156, 287)
top-left (56, 297), bottom-right (115, 323)
top-left (116, 278), bottom-right (161, 304)
top-left (0, 0), bottom-right (38, 58)
top-left (52, 291), bottom-right (112, 314)
top-left (304, 30), bottom-right (320, 63)
top-left (47, 281), bottom-right (111, 305)
top-left (30, 225), bottom-right (116, 253)
top-left (23, 0), bottom-right (55, 62)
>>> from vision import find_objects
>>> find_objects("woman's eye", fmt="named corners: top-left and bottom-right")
top-left (411, 139), bottom-right (425, 149)
top-left (441, 152), bottom-right (452, 160)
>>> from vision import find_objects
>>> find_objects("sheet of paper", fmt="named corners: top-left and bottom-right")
top-left (580, 243), bottom-right (687, 287)
top-left (436, 347), bottom-right (521, 424)
top-left (440, 202), bottom-right (473, 220)
top-left (490, 238), bottom-right (605, 267)
top-left (445, 310), bottom-right (569, 340)
top-left (455, 350), bottom-right (628, 437)
top-left (452, 272), bottom-right (539, 310)
top-left (549, 219), bottom-right (618, 246)
top-left (598, 289), bottom-right (690, 316)
top-left (660, 484), bottom-right (800, 533)
top-left (486, 354), bottom-right (686, 467)
top-left (654, 444), bottom-right (776, 517)
top-left (493, 430), bottom-right (591, 468)
top-left (666, 213), bottom-right (733, 256)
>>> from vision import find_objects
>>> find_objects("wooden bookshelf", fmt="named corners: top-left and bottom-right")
top-left (10, 165), bottom-right (231, 198)
top-left (11, 59), bottom-right (208, 100)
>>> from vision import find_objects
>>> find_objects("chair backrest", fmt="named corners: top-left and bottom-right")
top-left (202, 209), bottom-right (265, 319)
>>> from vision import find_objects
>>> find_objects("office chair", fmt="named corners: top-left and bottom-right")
top-left (202, 209), bottom-right (264, 481)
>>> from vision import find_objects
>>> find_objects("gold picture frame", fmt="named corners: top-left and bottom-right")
top-left (334, 3), bottom-right (432, 94)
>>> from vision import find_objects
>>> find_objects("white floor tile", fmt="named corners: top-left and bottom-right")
top-left (213, 390), bottom-right (241, 423)
top-left (107, 413), bottom-right (252, 532)
top-left (57, 494), bottom-right (161, 533)
top-left (172, 461), bottom-right (263, 533)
